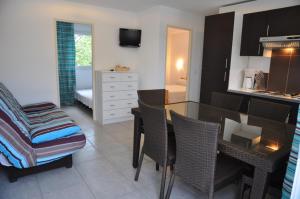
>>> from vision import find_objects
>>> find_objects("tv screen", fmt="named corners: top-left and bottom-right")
top-left (119, 28), bottom-right (141, 47)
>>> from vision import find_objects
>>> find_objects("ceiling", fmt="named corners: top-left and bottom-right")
top-left (65, 0), bottom-right (256, 15)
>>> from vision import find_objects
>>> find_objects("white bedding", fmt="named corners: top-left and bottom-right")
top-left (75, 89), bottom-right (93, 109)
top-left (166, 85), bottom-right (186, 103)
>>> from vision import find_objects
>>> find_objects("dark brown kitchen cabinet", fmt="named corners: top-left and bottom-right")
top-left (267, 50), bottom-right (290, 93)
top-left (286, 49), bottom-right (300, 94)
top-left (267, 5), bottom-right (300, 36)
top-left (240, 5), bottom-right (300, 56)
top-left (200, 12), bottom-right (235, 104)
top-left (240, 12), bottom-right (268, 56)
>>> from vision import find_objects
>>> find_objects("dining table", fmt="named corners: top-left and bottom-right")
top-left (131, 101), bottom-right (295, 199)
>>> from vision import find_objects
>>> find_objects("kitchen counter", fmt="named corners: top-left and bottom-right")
top-left (228, 88), bottom-right (300, 104)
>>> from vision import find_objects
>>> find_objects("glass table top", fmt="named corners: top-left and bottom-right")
top-left (164, 102), bottom-right (295, 154)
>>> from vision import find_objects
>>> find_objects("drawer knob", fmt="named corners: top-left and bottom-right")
top-left (110, 96), bottom-right (115, 98)
top-left (128, 85), bottom-right (132, 87)
top-left (110, 86), bottom-right (115, 88)
top-left (128, 103), bottom-right (132, 105)
top-left (110, 113), bottom-right (115, 116)
top-left (110, 105), bottom-right (115, 107)
top-left (128, 76), bottom-right (132, 78)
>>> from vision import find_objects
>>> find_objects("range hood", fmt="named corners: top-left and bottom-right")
top-left (260, 35), bottom-right (300, 49)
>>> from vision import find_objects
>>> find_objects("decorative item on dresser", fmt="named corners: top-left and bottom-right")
top-left (95, 71), bottom-right (138, 125)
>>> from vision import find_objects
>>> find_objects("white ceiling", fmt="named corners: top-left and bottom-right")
top-left (65, 0), bottom-right (256, 15)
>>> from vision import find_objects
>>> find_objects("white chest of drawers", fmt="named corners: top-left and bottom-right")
top-left (95, 71), bottom-right (138, 125)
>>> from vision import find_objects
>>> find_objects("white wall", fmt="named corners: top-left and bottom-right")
top-left (219, 0), bottom-right (300, 90)
top-left (0, 0), bottom-right (204, 106)
top-left (0, 0), bottom-right (139, 106)
top-left (138, 6), bottom-right (205, 102)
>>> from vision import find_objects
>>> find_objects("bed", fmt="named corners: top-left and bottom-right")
top-left (166, 85), bottom-right (186, 104)
top-left (75, 89), bottom-right (93, 109)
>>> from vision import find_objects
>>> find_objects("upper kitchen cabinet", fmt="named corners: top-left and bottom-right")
top-left (267, 5), bottom-right (300, 36)
top-left (240, 11), bottom-right (268, 56)
top-left (240, 5), bottom-right (300, 56)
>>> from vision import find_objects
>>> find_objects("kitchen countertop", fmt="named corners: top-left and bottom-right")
top-left (228, 88), bottom-right (300, 104)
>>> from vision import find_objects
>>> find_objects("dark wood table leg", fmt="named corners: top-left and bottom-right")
top-left (132, 116), bottom-right (142, 168)
top-left (250, 168), bottom-right (270, 199)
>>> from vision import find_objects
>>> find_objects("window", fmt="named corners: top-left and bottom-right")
top-left (75, 34), bottom-right (92, 67)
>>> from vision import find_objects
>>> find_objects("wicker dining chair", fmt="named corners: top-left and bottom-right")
top-left (210, 92), bottom-right (243, 111)
top-left (135, 100), bottom-right (176, 199)
top-left (137, 89), bottom-right (167, 106)
top-left (137, 89), bottom-right (168, 171)
top-left (248, 98), bottom-right (291, 122)
top-left (167, 110), bottom-right (243, 199)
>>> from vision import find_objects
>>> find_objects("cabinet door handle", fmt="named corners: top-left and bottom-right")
top-left (266, 25), bottom-right (270, 36)
top-left (225, 58), bottom-right (228, 69)
top-left (258, 44), bottom-right (261, 55)
top-left (224, 71), bottom-right (227, 82)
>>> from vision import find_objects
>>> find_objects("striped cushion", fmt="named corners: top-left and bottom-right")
top-left (22, 102), bottom-right (57, 114)
top-left (0, 108), bottom-right (35, 169)
top-left (0, 98), bottom-right (31, 139)
top-left (0, 83), bottom-right (31, 130)
top-left (30, 120), bottom-right (81, 144)
top-left (0, 83), bottom-right (22, 111)
top-left (282, 106), bottom-right (300, 198)
top-left (26, 108), bottom-right (81, 144)
top-left (34, 132), bottom-right (86, 165)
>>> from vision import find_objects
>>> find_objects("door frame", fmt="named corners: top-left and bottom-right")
top-left (164, 25), bottom-right (193, 102)
top-left (53, 19), bottom-right (96, 120)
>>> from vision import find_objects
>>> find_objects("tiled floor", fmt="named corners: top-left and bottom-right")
top-left (0, 105), bottom-right (238, 199)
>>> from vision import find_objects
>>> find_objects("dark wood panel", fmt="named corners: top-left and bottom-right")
top-left (267, 5), bottom-right (300, 36)
top-left (286, 50), bottom-right (300, 94)
top-left (240, 12), bottom-right (268, 56)
top-left (240, 5), bottom-right (300, 56)
top-left (200, 12), bottom-right (235, 104)
top-left (267, 50), bottom-right (290, 93)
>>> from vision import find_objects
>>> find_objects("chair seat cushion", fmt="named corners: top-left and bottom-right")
top-left (214, 155), bottom-right (244, 190)
top-left (34, 132), bottom-right (86, 165)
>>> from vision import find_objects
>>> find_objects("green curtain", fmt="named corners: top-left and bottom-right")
top-left (56, 21), bottom-right (76, 106)
top-left (282, 106), bottom-right (300, 198)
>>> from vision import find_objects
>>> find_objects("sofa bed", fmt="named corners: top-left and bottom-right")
top-left (0, 82), bottom-right (86, 182)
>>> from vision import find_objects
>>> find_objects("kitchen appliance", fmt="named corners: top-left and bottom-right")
top-left (260, 35), bottom-right (300, 49)
top-left (243, 77), bottom-right (253, 89)
top-left (243, 69), bottom-right (258, 89)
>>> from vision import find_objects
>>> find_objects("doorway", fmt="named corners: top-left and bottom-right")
top-left (165, 27), bottom-right (192, 104)
top-left (55, 21), bottom-right (94, 116)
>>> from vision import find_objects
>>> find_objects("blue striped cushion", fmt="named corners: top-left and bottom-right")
top-left (282, 106), bottom-right (300, 198)
top-left (0, 98), bottom-right (31, 139)
top-left (0, 106), bottom-right (35, 169)
top-left (28, 109), bottom-right (81, 144)
top-left (0, 83), bottom-right (31, 130)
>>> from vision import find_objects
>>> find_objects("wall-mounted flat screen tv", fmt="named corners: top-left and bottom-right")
top-left (119, 28), bottom-right (142, 47)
